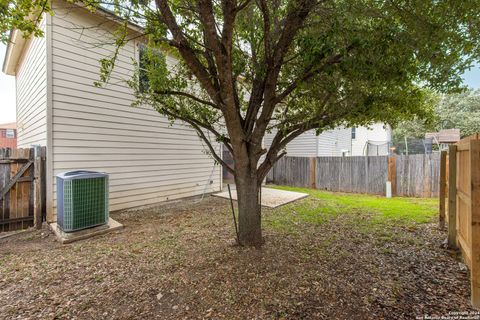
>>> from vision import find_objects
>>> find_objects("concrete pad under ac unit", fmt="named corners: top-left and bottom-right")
top-left (50, 218), bottom-right (123, 244)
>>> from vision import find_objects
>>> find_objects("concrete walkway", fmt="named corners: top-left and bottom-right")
top-left (213, 185), bottom-right (308, 208)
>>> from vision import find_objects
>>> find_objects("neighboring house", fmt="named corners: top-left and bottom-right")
top-left (352, 123), bottom-right (392, 156)
top-left (264, 123), bottom-right (392, 157)
top-left (425, 129), bottom-right (461, 151)
top-left (0, 122), bottom-right (17, 148)
top-left (2, 0), bottom-right (221, 222)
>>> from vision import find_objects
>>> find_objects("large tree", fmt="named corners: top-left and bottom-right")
top-left (436, 89), bottom-right (480, 137)
top-left (393, 89), bottom-right (480, 150)
top-left (3, 0), bottom-right (480, 246)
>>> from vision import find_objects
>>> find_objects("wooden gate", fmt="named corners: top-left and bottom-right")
top-left (442, 134), bottom-right (480, 307)
top-left (0, 147), bottom-right (46, 232)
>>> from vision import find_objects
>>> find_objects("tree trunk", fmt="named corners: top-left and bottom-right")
top-left (234, 168), bottom-right (262, 247)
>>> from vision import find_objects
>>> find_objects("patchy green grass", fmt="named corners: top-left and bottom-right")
top-left (264, 186), bottom-right (438, 234)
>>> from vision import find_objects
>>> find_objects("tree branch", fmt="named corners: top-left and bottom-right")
top-left (249, 0), bottom-right (317, 146)
top-left (274, 45), bottom-right (355, 104)
top-left (189, 121), bottom-right (235, 175)
top-left (155, 0), bottom-right (223, 106)
top-left (157, 105), bottom-right (234, 155)
top-left (257, 91), bottom-right (336, 179)
top-left (153, 89), bottom-right (219, 109)
top-left (197, 0), bottom-right (223, 60)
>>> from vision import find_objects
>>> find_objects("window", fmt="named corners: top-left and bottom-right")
top-left (5, 129), bottom-right (14, 139)
top-left (138, 44), bottom-right (164, 93)
top-left (351, 127), bottom-right (356, 140)
top-left (139, 44), bottom-right (150, 92)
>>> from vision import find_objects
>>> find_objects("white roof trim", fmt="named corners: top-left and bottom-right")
top-left (2, 29), bottom-right (28, 75)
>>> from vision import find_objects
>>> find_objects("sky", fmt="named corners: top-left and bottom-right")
top-left (0, 43), bottom-right (16, 124)
top-left (462, 63), bottom-right (480, 89)
top-left (0, 42), bottom-right (479, 124)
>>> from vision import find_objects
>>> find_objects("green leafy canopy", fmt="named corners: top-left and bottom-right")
top-left (0, 0), bottom-right (52, 43)
top-left (394, 88), bottom-right (480, 140)
top-left (2, 0), bottom-right (480, 178)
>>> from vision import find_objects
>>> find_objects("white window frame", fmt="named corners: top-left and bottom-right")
top-left (5, 129), bottom-right (14, 139)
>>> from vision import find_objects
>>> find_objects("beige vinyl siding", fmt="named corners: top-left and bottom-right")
top-left (264, 130), bottom-right (303, 157)
top-left (50, 2), bottom-right (221, 214)
top-left (264, 129), bottom-right (317, 157)
top-left (15, 17), bottom-right (47, 148)
top-left (317, 127), bottom-right (352, 156)
top-left (266, 124), bottom-right (393, 157)
top-left (264, 127), bottom-right (352, 157)
top-left (287, 131), bottom-right (318, 157)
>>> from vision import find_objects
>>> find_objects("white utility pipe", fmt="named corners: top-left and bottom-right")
top-left (386, 181), bottom-right (392, 198)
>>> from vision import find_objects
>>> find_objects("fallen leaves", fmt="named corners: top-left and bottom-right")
top-left (0, 196), bottom-right (473, 319)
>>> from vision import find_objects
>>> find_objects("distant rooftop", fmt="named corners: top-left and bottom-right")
top-left (425, 129), bottom-right (460, 143)
top-left (0, 122), bottom-right (16, 129)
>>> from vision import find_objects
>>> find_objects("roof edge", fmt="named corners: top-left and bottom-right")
top-left (2, 27), bottom-right (30, 76)
top-left (2, 1), bottom-right (145, 76)
top-left (0, 122), bottom-right (17, 129)
top-left (2, 30), bottom-right (17, 75)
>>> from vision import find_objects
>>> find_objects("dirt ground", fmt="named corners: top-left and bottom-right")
top-left (0, 192), bottom-right (474, 319)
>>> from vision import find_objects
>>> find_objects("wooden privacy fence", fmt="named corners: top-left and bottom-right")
top-left (266, 157), bottom-right (314, 188)
top-left (440, 134), bottom-right (480, 307)
top-left (315, 156), bottom-right (388, 195)
top-left (0, 147), bottom-right (46, 232)
top-left (267, 154), bottom-right (440, 197)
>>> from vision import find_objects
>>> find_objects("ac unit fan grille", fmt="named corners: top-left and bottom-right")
top-left (60, 176), bottom-right (108, 232)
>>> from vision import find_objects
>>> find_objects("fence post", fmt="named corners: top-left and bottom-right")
top-left (439, 150), bottom-right (447, 229)
top-left (388, 156), bottom-right (397, 196)
top-left (364, 156), bottom-right (369, 194)
top-left (470, 140), bottom-right (480, 307)
top-left (447, 145), bottom-right (457, 249)
top-left (33, 146), bottom-right (43, 229)
top-left (309, 157), bottom-right (317, 189)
